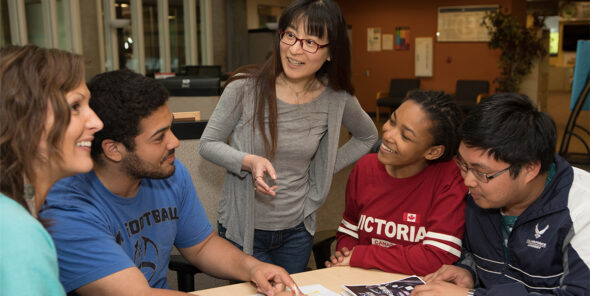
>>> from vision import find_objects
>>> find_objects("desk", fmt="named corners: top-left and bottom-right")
top-left (192, 266), bottom-right (410, 295)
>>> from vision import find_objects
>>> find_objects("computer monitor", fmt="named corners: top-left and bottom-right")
top-left (181, 65), bottom-right (222, 78)
top-left (159, 77), bottom-right (221, 96)
top-left (562, 24), bottom-right (590, 52)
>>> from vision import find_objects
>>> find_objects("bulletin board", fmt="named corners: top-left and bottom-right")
top-left (437, 5), bottom-right (498, 42)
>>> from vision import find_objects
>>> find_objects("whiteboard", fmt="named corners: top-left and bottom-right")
top-left (437, 6), bottom-right (498, 42)
top-left (415, 37), bottom-right (433, 77)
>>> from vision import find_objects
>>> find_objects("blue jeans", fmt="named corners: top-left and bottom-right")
top-left (218, 222), bottom-right (313, 274)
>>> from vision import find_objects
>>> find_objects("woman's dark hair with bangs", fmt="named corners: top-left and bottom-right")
top-left (277, 0), bottom-right (352, 93)
top-left (226, 0), bottom-right (352, 159)
top-left (1, 45), bottom-right (84, 212)
top-left (402, 90), bottom-right (464, 163)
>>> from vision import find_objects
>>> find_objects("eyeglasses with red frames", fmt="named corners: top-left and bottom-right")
top-left (453, 155), bottom-right (511, 183)
top-left (279, 30), bottom-right (329, 54)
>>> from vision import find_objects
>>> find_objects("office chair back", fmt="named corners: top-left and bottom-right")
top-left (455, 80), bottom-right (489, 101)
top-left (389, 78), bottom-right (421, 98)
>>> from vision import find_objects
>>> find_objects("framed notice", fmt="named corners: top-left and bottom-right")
top-left (437, 5), bottom-right (498, 42)
top-left (367, 27), bottom-right (381, 51)
top-left (415, 37), bottom-right (433, 77)
top-left (382, 34), bottom-right (394, 50)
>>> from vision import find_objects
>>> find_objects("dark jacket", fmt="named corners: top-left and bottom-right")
top-left (457, 155), bottom-right (590, 295)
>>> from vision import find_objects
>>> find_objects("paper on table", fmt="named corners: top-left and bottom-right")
top-left (250, 284), bottom-right (340, 296)
top-left (342, 275), bottom-right (425, 296)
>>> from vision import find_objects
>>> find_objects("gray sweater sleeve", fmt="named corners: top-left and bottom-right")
top-left (199, 79), bottom-right (250, 177)
top-left (334, 94), bottom-right (378, 173)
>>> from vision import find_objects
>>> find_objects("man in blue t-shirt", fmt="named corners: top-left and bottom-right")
top-left (40, 70), bottom-right (300, 296)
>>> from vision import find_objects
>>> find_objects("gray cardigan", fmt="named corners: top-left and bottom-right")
top-left (199, 78), bottom-right (378, 254)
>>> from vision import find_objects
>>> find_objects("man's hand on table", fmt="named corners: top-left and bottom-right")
top-left (423, 264), bottom-right (474, 288)
top-left (249, 261), bottom-right (304, 296)
top-left (411, 280), bottom-right (470, 296)
top-left (325, 247), bottom-right (354, 267)
top-left (410, 264), bottom-right (474, 296)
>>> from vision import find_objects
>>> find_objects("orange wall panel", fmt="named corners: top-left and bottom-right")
top-left (336, 0), bottom-right (522, 112)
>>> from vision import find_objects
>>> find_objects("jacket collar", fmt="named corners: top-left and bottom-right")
top-left (516, 155), bottom-right (573, 225)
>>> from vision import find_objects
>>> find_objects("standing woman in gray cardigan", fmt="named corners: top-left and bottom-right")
top-left (199, 0), bottom-right (377, 273)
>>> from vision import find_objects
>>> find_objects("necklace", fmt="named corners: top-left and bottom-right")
top-left (279, 75), bottom-right (324, 135)
top-left (279, 75), bottom-right (322, 104)
top-left (24, 183), bottom-right (37, 217)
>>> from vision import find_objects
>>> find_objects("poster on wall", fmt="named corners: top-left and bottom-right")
top-left (437, 5), bottom-right (498, 42)
top-left (367, 27), bottom-right (381, 52)
top-left (415, 37), bottom-right (433, 77)
top-left (395, 27), bottom-right (410, 50)
top-left (382, 34), bottom-right (394, 50)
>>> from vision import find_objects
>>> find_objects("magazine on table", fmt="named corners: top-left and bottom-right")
top-left (342, 275), bottom-right (425, 296)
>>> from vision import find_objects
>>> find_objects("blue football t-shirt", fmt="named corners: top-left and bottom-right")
top-left (40, 159), bottom-right (212, 293)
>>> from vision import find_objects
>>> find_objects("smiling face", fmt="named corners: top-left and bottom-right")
top-left (42, 81), bottom-right (103, 179)
top-left (280, 19), bottom-right (330, 83)
top-left (120, 104), bottom-right (180, 179)
top-left (378, 100), bottom-right (443, 177)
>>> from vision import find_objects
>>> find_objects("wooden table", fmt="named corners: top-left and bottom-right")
top-left (191, 266), bottom-right (411, 295)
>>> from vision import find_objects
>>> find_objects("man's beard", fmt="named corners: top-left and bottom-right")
top-left (121, 150), bottom-right (175, 179)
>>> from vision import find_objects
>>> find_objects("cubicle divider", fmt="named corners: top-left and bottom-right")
top-left (166, 135), bottom-right (230, 290)
top-left (163, 75), bottom-right (230, 290)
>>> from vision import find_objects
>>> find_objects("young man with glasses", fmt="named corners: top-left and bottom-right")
top-left (413, 93), bottom-right (590, 295)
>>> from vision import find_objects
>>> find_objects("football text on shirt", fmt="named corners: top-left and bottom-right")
top-left (124, 207), bottom-right (179, 237)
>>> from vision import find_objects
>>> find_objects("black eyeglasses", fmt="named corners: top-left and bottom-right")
top-left (453, 155), bottom-right (511, 183)
top-left (279, 30), bottom-right (329, 54)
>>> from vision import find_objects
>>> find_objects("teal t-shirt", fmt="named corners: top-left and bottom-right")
top-left (0, 192), bottom-right (65, 295)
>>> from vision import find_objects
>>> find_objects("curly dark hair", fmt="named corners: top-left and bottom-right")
top-left (461, 93), bottom-right (556, 177)
top-left (403, 90), bottom-right (464, 163)
top-left (88, 69), bottom-right (169, 161)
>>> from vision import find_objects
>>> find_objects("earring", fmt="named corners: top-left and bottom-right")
top-left (24, 183), bottom-right (37, 217)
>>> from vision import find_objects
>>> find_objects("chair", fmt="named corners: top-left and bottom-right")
top-left (559, 71), bottom-right (590, 165)
top-left (312, 229), bottom-right (337, 269)
top-left (376, 79), bottom-right (421, 122)
top-left (452, 80), bottom-right (489, 114)
top-left (168, 255), bottom-right (202, 292)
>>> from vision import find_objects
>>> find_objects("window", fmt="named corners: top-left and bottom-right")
top-left (1, 0), bottom-right (11, 46)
